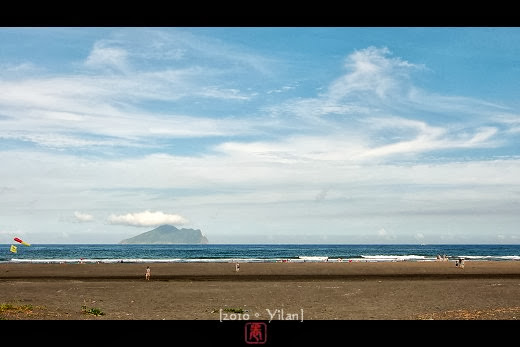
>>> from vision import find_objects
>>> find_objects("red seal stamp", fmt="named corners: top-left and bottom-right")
top-left (245, 322), bottom-right (267, 344)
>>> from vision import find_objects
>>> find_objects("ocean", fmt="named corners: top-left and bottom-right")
top-left (1, 244), bottom-right (519, 263)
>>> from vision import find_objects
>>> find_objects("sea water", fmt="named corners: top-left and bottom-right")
top-left (1, 244), bottom-right (519, 263)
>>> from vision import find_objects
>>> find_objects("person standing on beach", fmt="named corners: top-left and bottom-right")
top-left (145, 266), bottom-right (151, 280)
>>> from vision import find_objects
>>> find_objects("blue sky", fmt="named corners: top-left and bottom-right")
top-left (0, 27), bottom-right (519, 244)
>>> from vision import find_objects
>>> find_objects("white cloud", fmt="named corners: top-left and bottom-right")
top-left (353, 121), bottom-right (499, 161)
top-left (85, 41), bottom-right (130, 73)
top-left (327, 46), bottom-right (421, 101)
top-left (0, 43), bottom-right (510, 162)
top-left (0, 30), bottom-right (270, 153)
top-left (213, 118), bottom-right (500, 165)
top-left (267, 84), bottom-right (297, 94)
top-left (108, 210), bottom-right (189, 227)
top-left (494, 114), bottom-right (520, 134)
top-left (0, 72), bottom-right (260, 149)
top-left (377, 228), bottom-right (388, 237)
top-left (74, 211), bottom-right (94, 222)
top-left (126, 28), bottom-right (276, 75)
top-left (259, 48), bottom-right (508, 164)
top-left (376, 228), bottom-right (396, 240)
top-left (0, 62), bottom-right (40, 76)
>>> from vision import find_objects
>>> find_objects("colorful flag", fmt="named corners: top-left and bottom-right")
top-left (14, 237), bottom-right (30, 246)
top-left (10, 245), bottom-right (17, 253)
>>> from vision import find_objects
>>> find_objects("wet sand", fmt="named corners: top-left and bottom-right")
top-left (1, 261), bottom-right (519, 320)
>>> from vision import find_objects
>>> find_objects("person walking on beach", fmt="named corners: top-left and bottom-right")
top-left (145, 266), bottom-right (151, 280)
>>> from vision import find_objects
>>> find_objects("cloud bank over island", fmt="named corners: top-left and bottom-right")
top-left (108, 211), bottom-right (189, 227)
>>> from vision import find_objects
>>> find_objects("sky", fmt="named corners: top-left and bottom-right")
top-left (0, 27), bottom-right (519, 244)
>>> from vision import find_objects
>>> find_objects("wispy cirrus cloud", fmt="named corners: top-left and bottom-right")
top-left (84, 41), bottom-right (130, 73)
top-left (0, 30), bottom-right (267, 153)
top-left (0, 62), bottom-right (41, 76)
top-left (111, 28), bottom-right (277, 74)
top-left (0, 42), bottom-right (510, 161)
top-left (0, 77), bottom-right (262, 150)
top-left (494, 114), bottom-right (520, 134)
top-left (327, 46), bottom-right (422, 101)
top-left (254, 46), bottom-right (509, 164)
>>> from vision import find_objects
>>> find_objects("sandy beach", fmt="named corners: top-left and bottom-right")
top-left (1, 261), bottom-right (519, 320)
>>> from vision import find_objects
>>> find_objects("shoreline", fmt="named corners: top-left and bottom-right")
top-left (2, 260), bottom-right (519, 279)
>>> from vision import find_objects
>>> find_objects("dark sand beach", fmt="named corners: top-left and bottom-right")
top-left (1, 261), bottom-right (519, 320)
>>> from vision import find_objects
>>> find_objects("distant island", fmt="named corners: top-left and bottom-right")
top-left (119, 224), bottom-right (208, 244)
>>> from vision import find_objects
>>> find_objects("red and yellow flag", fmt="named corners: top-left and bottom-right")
top-left (14, 237), bottom-right (30, 246)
